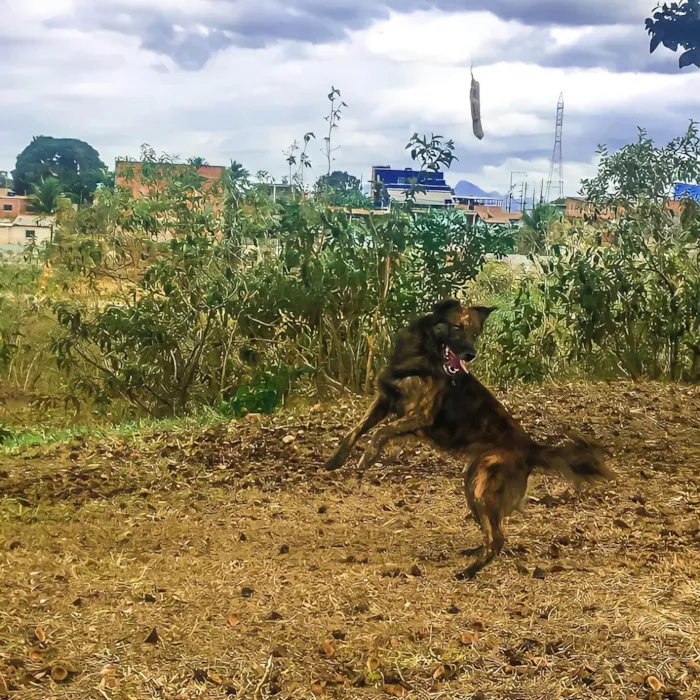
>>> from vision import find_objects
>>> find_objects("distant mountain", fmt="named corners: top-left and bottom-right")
top-left (453, 180), bottom-right (503, 199)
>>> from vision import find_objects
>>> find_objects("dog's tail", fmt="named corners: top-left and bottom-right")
top-left (324, 397), bottom-right (390, 471)
top-left (528, 431), bottom-right (615, 487)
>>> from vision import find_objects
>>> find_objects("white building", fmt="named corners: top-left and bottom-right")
top-left (0, 215), bottom-right (54, 250)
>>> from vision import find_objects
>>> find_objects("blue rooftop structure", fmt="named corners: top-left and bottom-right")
top-left (674, 182), bottom-right (700, 202)
top-left (371, 165), bottom-right (454, 209)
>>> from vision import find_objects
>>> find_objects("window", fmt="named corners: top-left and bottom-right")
top-left (25, 230), bottom-right (35, 239)
top-left (397, 177), bottom-right (405, 184)
top-left (3, 204), bottom-right (12, 211)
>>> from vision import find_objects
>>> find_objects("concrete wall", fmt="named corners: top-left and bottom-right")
top-left (0, 223), bottom-right (51, 246)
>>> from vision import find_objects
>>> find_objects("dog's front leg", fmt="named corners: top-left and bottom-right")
top-left (357, 413), bottom-right (431, 469)
top-left (324, 397), bottom-right (392, 471)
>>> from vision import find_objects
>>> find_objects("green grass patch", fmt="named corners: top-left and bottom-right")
top-left (0, 409), bottom-right (229, 454)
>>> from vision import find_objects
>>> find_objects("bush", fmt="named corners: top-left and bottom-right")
top-left (4, 125), bottom-right (700, 429)
top-left (5, 152), bottom-right (510, 420)
top-left (220, 367), bottom-right (311, 418)
top-left (481, 204), bottom-right (700, 383)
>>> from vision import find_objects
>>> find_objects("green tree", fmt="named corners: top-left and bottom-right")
top-left (28, 177), bottom-right (64, 215)
top-left (647, 0), bottom-right (700, 69)
top-left (493, 123), bottom-right (700, 383)
top-left (187, 156), bottom-right (209, 166)
top-left (12, 136), bottom-right (107, 203)
top-left (295, 133), bottom-right (315, 187)
top-left (581, 122), bottom-right (700, 206)
top-left (577, 123), bottom-right (700, 378)
top-left (317, 170), bottom-right (361, 193)
top-left (316, 171), bottom-right (372, 208)
top-left (518, 202), bottom-right (562, 254)
top-left (99, 168), bottom-right (115, 192)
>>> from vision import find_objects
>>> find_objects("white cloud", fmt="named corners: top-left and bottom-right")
top-left (475, 156), bottom-right (601, 197)
top-left (361, 10), bottom-right (534, 66)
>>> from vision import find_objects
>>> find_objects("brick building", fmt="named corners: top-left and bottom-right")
top-left (115, 161), bottom-right (226, 198)
top-left (0, 188), bottom-right (30, 219)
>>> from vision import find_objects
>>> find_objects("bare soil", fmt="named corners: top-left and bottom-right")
top-left (1, 381), bottom-right (700, 699)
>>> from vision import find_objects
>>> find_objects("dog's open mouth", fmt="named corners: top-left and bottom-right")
top-left (443, 346), bottom-right (470, 375)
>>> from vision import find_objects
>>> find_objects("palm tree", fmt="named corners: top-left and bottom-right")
top-left (28, 177), bottom-right (64, 215)
top-left (98, 167), bottom-right (115, 191)
top-left (187, 156), bottom-right (209, 166)
top-left (517, 202), bottom-right (563, 254)
top-left (28, 177), bottom-right (65, 245)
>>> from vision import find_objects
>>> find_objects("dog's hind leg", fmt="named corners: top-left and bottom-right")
top-left (456, 453), bottom-right (509, 580)
top-left (324, 397), bottom-right (390, 471)
top-left (460, 493), bottom-right (485, 557)
top-left (456, 503), bottom-right (505, 580)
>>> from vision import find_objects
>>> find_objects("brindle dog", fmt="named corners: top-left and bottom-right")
top-left (360, 371), bottom-right (615, 578)
top-left (323, 299), bottom-right (495, 472)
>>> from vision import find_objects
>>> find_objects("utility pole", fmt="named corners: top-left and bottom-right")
top-left (508, 172), bottom-right (513, 212)
top-left (508, 171), bottom-right (527, 212)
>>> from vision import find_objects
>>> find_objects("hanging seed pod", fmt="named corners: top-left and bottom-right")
top-left (471, 72), bottom-right (484, 140)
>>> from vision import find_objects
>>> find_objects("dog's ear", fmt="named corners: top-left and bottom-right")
top-left (465, 305), bottom-right (497, 331)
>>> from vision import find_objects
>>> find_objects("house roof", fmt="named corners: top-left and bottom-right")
top-left (115, 161), bottom-right (226, 178)
top-left (0, 188), bottom-right (28, 199)
top-left (13, 215), bottom-right (55, 227)
top-left (465, 205), bottom-right (522, 224)
top-left (483, 211), bottom-right (523, 224)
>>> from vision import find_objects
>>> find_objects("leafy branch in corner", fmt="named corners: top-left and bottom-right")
top-left (646, 0), bottom-right (700, 69)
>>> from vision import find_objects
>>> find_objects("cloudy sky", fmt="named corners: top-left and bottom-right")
top-left (2, 0), bottom-right (699, 196)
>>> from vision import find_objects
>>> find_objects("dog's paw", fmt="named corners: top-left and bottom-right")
top-left (323, 456), bottom-right (343, 471)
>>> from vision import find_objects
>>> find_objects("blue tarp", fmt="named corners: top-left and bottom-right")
top-left (674, 182), bottom-right (700, 202)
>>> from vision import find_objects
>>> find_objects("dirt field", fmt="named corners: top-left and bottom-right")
top-left (1, 381), bottom-right (700, 699)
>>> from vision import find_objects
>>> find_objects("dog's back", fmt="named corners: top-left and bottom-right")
top-left (423, 373), bottom-right (611, 483)
top-left (421, 373), bottom-right (530, 453)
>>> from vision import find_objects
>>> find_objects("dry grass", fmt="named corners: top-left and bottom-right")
top-left (1, 381), bottom-right (700, 699)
